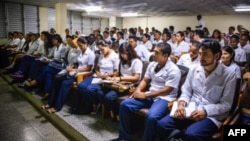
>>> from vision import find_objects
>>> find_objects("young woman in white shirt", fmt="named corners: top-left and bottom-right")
top-left (221, 46), bottom-right (242, 78)
top-left (100, 42), bottom-right (143, 121)
top-left (77, 40), bottom-right (119, 114)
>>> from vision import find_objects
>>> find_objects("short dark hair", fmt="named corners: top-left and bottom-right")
top-left (96, 40), bottom-right (111, 47)
top-left (77, 36), bottom-right (88, 44)
top-left (230, 34), bottom-right (239, 41)
top-left (200, 39), bottom-right (221, 55)
top-left (128, 36), bottom-right (138, 41)
top-left (194, 30), bottom-right (204, 38)
top-left (190, 41), bottom-right (201, 49)
top-left (117, 31), bottom-right (124, 39)
top-left (52, 34), bottom-right (63, 43)
top-left (155, 42), bottom-right (172, 56)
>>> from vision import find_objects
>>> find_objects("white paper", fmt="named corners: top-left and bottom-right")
top-left (170, 101), bottom-right (196, 118)
top-left (91, 78), bottom-right (103, 84)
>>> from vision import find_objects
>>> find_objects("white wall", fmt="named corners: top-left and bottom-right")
top-left (123, 15), bottom-right (250, 33)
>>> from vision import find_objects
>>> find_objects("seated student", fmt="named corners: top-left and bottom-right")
top-left (177, 41), bottom-right (201, 69)
top-left (99, 42), bottom-right (142, 121)
top-left (41, 36), bottom-right (95, 113)
top-left (221, 46), bottom-right (242, 79)
top-left (171, 31), bottom-right (190, 60)
top-left (9, 31), bottom-right (50, 79)
top-left (239, 72), bottom-right (250, 125)
top-left (229, 35), bottom-right (246, 67)
top-left (5, 33), bottom-right (39, 70)
top-left (129, 36), bottom-right (151, 61)
top-left (141, 33), bottom-right (153, 52)
top-left (111, 43), bottom-right (181, 141)
top-left (239, 33), bottom-right (250, 53)
top-left (157, 40), bottom-right (237, 141)
top-left (23, 34), bottom-right (67, 97)
top-left (76, 40), bottom-right (119, 114)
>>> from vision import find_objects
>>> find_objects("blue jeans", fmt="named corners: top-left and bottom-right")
top-left (157, 114), bottom-right (218, 141)
top-left (77, 76), bottom-right (102, 105)
top-left (118, 98), bottom-right (168, 141)
top-left (49, 77), bottom-right (75, 111)
top-left (239, 113), bottom-right (250, 125)
top-left (28, 60), bottom-right (47, 80)
top-left (36, 65), bottom-right (61, 93)
top-left (18, 55), bottom-right (35, 79)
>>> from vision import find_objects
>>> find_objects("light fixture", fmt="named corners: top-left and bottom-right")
top-left (85, 6), bottom-right (103, 12)
top-left (121, 3), bottom-right (147, 9)
top-left (121, 13), bottom-right (139, 17)
top-left (234, 6), bottom-right (250, 12)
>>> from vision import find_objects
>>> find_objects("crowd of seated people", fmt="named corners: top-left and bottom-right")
top-left (1, 24), bottom-right (250, 141)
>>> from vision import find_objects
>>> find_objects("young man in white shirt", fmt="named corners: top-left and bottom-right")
top-left (111, 43), bottom-right (181, 141)
top-left (129, 36), bottom-right (151, 61)
top-left (230, 35), bottom-right (246, 66)
top-left (158, 40), bottom-right (237, 141)
top-left (177, 41), bottom-right (201, 69)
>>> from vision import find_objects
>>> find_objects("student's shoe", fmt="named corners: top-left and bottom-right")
top-left (90, 104), bottom-right (101, 115)
top-left (41, 105), bottom-right (50, 110)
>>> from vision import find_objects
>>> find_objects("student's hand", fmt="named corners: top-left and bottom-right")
top-left (243, 72), bottom-right (250, 80)
top-left (174, 104), bottom-right (186, 120)
top-left (190, 110), bottom-right (206, 121)
top-left (66, 66), bottom-right (73, 72)
top-left (132, 91), bottom-right (146, 99)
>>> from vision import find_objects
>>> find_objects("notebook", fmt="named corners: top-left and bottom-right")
top-left (170, 101), bottom-right (196, 118)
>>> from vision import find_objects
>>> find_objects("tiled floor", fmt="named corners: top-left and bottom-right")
top-left (0, 77), bottom-right (69, 141)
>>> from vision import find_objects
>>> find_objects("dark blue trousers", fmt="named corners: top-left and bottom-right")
top-left (118, 98), bottom-right (168, 141)
top-left (157, 114), bottom-right (218, 141)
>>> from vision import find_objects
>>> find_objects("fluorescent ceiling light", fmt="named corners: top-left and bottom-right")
top-left (121, 3), bottom-right (147, 8)
top-left (85, 6), bottom-right (103, 12)
top-left (235, 8), bottom-right (250, 12)
top-left (121, 13), bottom-right (139, 17)
top-left (234, 6), bottom-right (250, 12)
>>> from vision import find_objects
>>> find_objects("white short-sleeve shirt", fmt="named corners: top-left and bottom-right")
top-left (143, 40), bottom-right (153, 50)
top-left (172, 41), bottom-right (190, 56)
top-left (67, 47), bottom-right (81, 65)
top-left (134, 44), bottom-right (151, 61)
top-left (144, 61), bottom-right (181, 101)
top-left (77, 47), bottom-right (95, 69)
top-left (177, 53), bottom-right (200, 69)
top-left (120, 58), bottom-right (143, 79)
top-left (52, 43), bottom-right (67, 60)
top-left (223, 62), bottom-right (241, 79)
top-left (239, 43), bottom-right (250, 53)
top-left (234, 47), bottom-right (246, 63)
top-left (98, 51), bottom-right (119, 75)
top-left (26, 40), bottom-right (39, 55)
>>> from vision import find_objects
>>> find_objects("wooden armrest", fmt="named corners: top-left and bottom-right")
top-left (76, 72), bottom-right (93, 84)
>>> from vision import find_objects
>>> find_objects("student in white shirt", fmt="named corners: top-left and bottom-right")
top-left (116, 31), bottom-right (125, 46)
top-left (152, 30), bottom-right (163, 45)
top-left (239, 33), bottom-right (250, 53)
top-left (77, 40), bottom-right (119, 114)
top-left (221, 46), bottom-right (242, 78)
top-left (42, 36), bottom-right (95, 113)
top-left (112, 43), bottom-right (181, 141)
top-left (129, 36), bottom-right (151, 61)
top-left (158, 40), bottom-right (237, 141)
top-left (141, 33), bottom-right (153, 51)
top-left (230, 35), bottom-right (246, 66)
top-left (177, 41), bottom-right (201, 69)
top-left (100, 42), bottom-right (143, 121)
top-left (211, 29), bottom-right (225, 47)
top-left (171, 31), bottom-right (190, 59)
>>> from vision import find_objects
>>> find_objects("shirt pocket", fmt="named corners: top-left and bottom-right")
top-left (207, 85), bottom-right (224, 103)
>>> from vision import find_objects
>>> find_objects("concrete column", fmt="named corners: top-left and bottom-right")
top-left (39, 7), bottom-right (48, 32)
top-left (55, 3), bottom-right (67, 36)
top-left (109, 16), bottom-right (116, 28)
